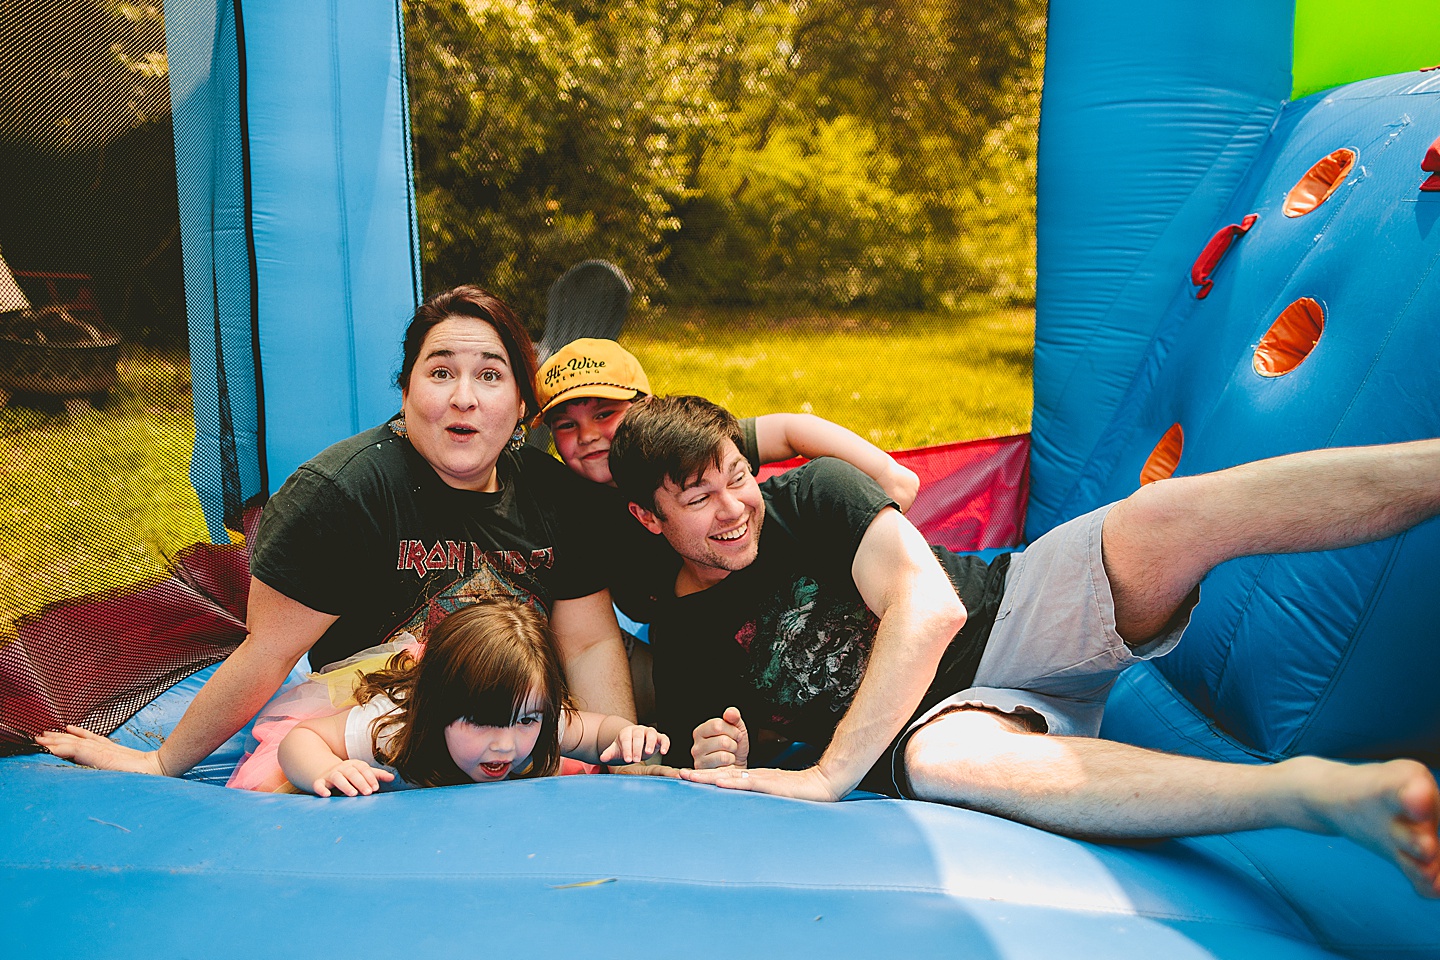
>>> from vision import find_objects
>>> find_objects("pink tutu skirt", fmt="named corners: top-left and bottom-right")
top-left (227, 637), bottom-right (420, 792)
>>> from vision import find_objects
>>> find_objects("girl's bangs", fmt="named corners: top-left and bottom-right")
top-left (456, 660), bottom-right (546, 728)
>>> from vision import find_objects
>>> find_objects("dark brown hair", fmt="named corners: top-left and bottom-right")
top-left (608, 394), bottom-right (745, 513)
top-left (355, 599), bottom-right (570, 786)
top-left (398, 285), bottom-right (539, 418)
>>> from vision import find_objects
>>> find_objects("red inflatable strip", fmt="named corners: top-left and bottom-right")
top-left (760, 432), bottom-right (1031, 553)
top-left (1, 541), bottom-right (252, 752)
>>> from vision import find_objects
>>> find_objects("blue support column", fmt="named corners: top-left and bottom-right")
top-left (165, 0), bottom-right (420, 537)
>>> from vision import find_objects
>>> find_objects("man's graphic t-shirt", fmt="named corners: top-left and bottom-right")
top-left (251, 423), bottom-right (604, 671)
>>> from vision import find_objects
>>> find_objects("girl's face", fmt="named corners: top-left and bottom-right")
top-left (444, 688), bottom-right (545, 782)
top-left (546, 397), bottom-right (634, 486)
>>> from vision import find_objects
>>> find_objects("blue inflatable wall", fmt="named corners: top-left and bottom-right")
top-left (1030, 0), bottom-right (1293, 533)
top-left (168, 0), bottom-right (420, 539)
top-left (1033, 0), bottom-right (1440, 773)
top-left (1095, 72), bottom-right (1440, 765)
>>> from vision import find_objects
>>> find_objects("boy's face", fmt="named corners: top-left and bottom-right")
top-left (546, 397), bottom-right (635, 485)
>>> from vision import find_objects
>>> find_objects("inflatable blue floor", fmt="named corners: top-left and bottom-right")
top-left (5, 752), bottom-right (1432, 960)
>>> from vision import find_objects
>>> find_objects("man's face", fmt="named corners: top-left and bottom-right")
top-left (631, 439), bottom-right (764, 590)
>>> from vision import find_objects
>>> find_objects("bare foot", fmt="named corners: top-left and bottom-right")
top-left (1297, 757), bottom-right (1440, 898)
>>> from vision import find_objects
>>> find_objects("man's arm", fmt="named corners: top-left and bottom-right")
top-left (754, 413), bottom-right (920, 511)
top-left (549, 589), bottom-right (637, 722)
top-left (37, 577), bottom-right (335, 776)
top-left (681, 507), bottom-right (966, 800)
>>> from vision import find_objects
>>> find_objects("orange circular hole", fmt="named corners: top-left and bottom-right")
top-left (1283, 148), bottom-right (1355, 217)
top-left (1254, 297), bottom-right (1324, 377)
top-left (1140, 423), bottom-right (1184, 486)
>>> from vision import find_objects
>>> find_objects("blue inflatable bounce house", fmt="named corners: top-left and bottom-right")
top-left (4, 1), bottom-right (1440, 956)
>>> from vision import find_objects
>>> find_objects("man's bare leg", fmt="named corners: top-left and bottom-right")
top-left (1102, 438), bottom-right (1440, 640)
top-left (904, 709), bottom-right (1440, 897)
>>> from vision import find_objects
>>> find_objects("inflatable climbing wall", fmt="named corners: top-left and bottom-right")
top-left (1034, 0), bottom-right (1440, 767)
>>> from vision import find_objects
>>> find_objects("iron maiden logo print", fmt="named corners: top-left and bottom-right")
top-left (396, 540), bottom-right (555, 577)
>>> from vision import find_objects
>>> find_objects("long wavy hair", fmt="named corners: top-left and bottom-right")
top-left (354, 599), bottom-right (570, 786)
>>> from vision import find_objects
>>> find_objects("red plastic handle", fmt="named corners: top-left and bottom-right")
top-left (1422, 134), bottom-right (1440, 192)
top-left (1191, 213), bottom-right (1258, 299)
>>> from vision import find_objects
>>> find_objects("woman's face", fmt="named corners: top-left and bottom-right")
top-left (401, 316), bottom-right (525, 492)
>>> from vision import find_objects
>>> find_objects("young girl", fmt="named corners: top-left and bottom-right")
top-left (227, 599), bottom-right (669, 796)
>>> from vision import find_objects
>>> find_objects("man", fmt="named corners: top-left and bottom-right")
top-left (607, 394), bottom-right (1440, 898)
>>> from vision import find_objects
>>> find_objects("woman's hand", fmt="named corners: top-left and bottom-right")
top-left (598, 724), bottom-right (670, 765)
top-left (310, 759), bottom-right (395, 797)
top-left (34, 725), bottom-right (168, 776)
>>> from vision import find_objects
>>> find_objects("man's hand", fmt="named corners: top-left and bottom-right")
top-left (34, 725), bottom-right (167, 776)
top-left (692, 707), bottom-right (750, 770)
top-left (311, 759), bottom-right (394, 797)
top-left (678, 764), bottom-right (846, 802)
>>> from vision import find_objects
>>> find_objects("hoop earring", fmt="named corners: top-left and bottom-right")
top-left (508, 423), bottom-right (527, 451)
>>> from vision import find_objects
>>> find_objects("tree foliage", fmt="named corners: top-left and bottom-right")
top-left (404, 0), bottom-right (1044, 326)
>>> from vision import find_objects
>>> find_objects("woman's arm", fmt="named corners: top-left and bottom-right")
top-left (278, 710), bottom-right (393, 797)
top-left (560, 710), bottom-right (670, 765)
top-left (37, 578), bottom-right (336, 777)
top-left (754, 413), bottom-right (920, 511)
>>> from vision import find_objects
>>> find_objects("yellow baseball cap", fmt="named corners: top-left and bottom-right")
top-left (535, 338), bottom-right (652, 418)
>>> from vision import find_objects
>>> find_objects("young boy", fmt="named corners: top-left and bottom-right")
top-left (536, 338), bottom-right (919, 507)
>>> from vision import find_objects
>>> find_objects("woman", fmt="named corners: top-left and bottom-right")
top-left (39, 286), bottom-right (634, 777)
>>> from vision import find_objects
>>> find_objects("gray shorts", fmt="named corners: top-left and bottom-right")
top-left (890, 502), bottom-right (1194, 793)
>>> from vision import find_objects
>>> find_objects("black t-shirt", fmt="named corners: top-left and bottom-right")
top-left (251, 422), bottom-right (605, 670)
top-left (644, 458), bottom-right (1010, 771)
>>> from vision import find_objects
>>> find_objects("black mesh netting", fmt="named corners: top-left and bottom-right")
top-left (406, 0), bottom-right (1044, 460)
top-left (1, 1), bottom-right (247, 748)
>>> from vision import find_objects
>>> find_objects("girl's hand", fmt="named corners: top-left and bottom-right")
top-left (34, 725), bottom-right (167, 776)
top-left (312, 759), bottom-right (394, 797)
top-left (598, 725), bottom-right (670, 765)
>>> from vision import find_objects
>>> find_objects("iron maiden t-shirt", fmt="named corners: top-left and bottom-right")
top-left (251, 423), bottom-right (605, 670)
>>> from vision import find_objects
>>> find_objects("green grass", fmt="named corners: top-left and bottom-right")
top-left (0, 348), bottom-right (215, 637)
top-left (625, 305), bottom-right (1034, 450)
top-left (0, 306), bottom-right (1033, 635)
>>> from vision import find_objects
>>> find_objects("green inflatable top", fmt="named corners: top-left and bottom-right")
top-left (1293, 0), bottom-right (1440, 99)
